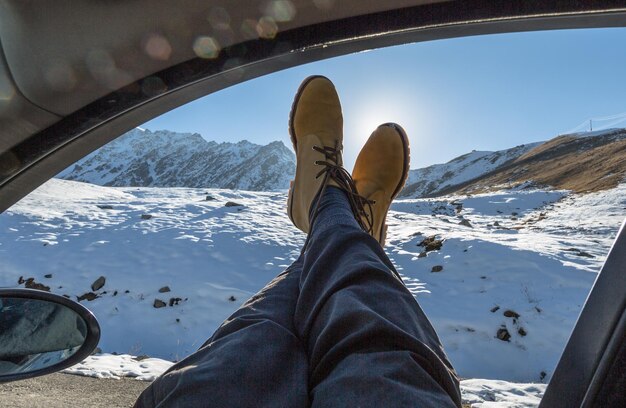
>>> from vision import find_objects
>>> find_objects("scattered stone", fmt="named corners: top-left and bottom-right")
top-left (490, 306), bottom-right (500, 313)
top-left (466, 327), bottom-right (476, 332)
top-left (417, 251), bottom-right (427, 258)
top-left (17, 276), bottom-right (25, 284)
top-left (503, 310), bottom-right (520, 319)
top-left (511, 212), bottom-right (518, 216)
top-left (169, 297), bottom-right (182, 306)
top-left (411, 231), bottom-right (423, 237)
top-left (159, 286), bottom-right (171, 293)
top-left (535, 306), bottom-right (542, 313)
top-left (480, 276), bottom-right (487, 279)
top-left (228, 295), bottom-right (237, 302)
top-left (25, 278), bottom-right (50, 292)
top-left (113, 290), bottom-right (118, 296)
top-left (224, 201), bottom-right (244, 207)
top-left (43, 243), bottom-right (48, 247)
top-left (133, 355), bottom-right (150, 361)
top-left (459, 219), bottom-right (473, 228)
top-left (496, 327), bottom-right (511, 342)
top-left (91, 276), bottom-right (106, 291)
top-left (176, 318), bottom-right (180, 323)
top-left (141, 214), bottom-right (153, 220)
top-left (153, 299), bottom-right (167, 308)
top-left (125, 290), bottom-right (130, 294)
top-left (77, 292), bottom-right (99, 302)
top-left (540, 371), bottom-right (547, 381)
top-left (565, 248), bottom-right (594, 258)
top-left (205, 195), bottom-right (215, 201)
top-left (97, 204), bottom-right (113, 210)
top-left (417, 235), bottom-right (443, 252)
top-left (431, 265), bottom-right (444, 273)
top-left (493, 221), bottom-right (500, 227)
top-left (44, 274), bottom-right (53, 279)
top-left (518, 327), bottom-right (527, 337)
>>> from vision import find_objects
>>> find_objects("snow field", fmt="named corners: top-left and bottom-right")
top-left (2, 179), bottom-right (625, 406)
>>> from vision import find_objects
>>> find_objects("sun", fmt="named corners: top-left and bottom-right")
top-left (342, 90), bottom-right (415, 169)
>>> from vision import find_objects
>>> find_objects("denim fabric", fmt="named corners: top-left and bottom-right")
top-left (135, 187), bottom-right (461, 408)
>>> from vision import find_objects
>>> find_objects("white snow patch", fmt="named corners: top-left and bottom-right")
top-left (63, 354), bottom-right (174, 381)
top-left (461, 379), bottom-right (546, 407)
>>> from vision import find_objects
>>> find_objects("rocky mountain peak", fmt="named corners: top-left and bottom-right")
top-left (57, 128), bottom-right (295, 191)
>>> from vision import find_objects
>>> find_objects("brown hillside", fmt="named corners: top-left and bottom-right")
top-left (444, 130), bottom-right (626, 195)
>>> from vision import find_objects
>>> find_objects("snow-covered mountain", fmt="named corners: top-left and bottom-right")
top-left (57, 128), bottom-right (295, 191)
top-left (402, 128), bottom-right (626, 198)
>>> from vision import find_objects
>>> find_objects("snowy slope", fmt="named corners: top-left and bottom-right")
top-left (402, 143), bottom-right (540, 197)
top-left (57, 128), bottom-right (295, 191)
top-left (2, 179), bottom-right (624, 388)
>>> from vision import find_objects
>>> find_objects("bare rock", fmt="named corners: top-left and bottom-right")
top-left (503, 310), bottom-right (520, 319)
top-left (78, 292), bottom-right (99, 302)
top-left (91, 276), bottom-right (106, 291)
top-left (518, 327), bottom-right (527, 337)
top-left (496, 327), bottom-right (511, 342)
top-left (140, 214), bottom-right (153, 220)
top-left (417, 235), bottom-right (443, 252)
top-left (224, 201), bottom-right (244, 207)
top-left (459, 219), bottom-right (473, 228)
top-left (490, 305), bottom-right (500, 313)
top-left (97, 204), bottom-right (113, 210)
top-left (431, 265), bottom-right (444, 273)
top-left (25, 278), bottom-right (51, 292)
top-left (168, 297), bottom-right (182, 306)
top-left (228, 295), bottom-right (237, 302)
top-left (153, 299), bottom-right (167, 308)
top-left (565, 248), bottom-right (594, 258)
top-left (158, 286), bottom-right (171, 293)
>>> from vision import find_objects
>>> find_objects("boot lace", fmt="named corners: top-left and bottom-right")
top-left (310, 142), bottom-right (375, 234)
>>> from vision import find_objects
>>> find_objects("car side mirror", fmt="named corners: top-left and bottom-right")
top-left (0, 288), bottom-right (100, 383)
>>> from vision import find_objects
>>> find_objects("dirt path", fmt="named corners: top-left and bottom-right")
top-left (0, 373), bottom-right (150, 407)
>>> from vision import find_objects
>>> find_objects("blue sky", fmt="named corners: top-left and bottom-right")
top-left (143, 28), bottom-right (626, 170)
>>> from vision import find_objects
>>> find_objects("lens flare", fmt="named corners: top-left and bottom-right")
top-left (193, 36), bottom-right (221, 59)
top-left (264, 0), bottom-right (296, 23)
top-left (143, 34), bottom-right (172, 61)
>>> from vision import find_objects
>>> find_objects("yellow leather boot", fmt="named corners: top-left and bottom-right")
top-left (287, 75), bottom-right (344, 233)
top-left (352, 123), bottom-right (411, 245)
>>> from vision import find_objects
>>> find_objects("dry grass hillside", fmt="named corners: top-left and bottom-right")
top-left (437, 129), bottom-right (626, 195)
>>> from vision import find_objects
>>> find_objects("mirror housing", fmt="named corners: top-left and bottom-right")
top-left (0, 288), bottom-right (100, 383)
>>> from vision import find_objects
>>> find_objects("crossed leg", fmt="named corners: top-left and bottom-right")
top-left (135, 187), bottom-right (461, 407)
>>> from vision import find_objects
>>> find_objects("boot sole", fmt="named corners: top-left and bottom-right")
top-left (376, 123), bottom-right (411, 244)
top-left (287, 75), bottom-right (332, 228)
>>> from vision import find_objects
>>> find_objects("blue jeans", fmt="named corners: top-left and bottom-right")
top-left (135, 187), bottom-right (461, 407)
